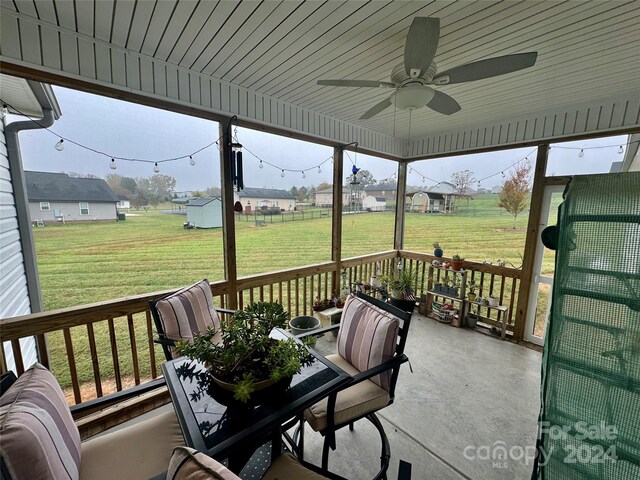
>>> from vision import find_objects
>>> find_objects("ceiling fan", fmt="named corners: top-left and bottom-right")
top-left (317, 17), bottom-right (537, 119)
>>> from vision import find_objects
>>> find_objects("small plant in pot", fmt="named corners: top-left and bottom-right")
top-left (467, 280), bottom-right (477, 301)
top-left (451, 254), bottom-right (464, 271)
top-left (433, 242), bottom-right (444, 258)
top-left (176, 301), bottom-right (314, 403)
top-left (380, 269), bottom-right (416, 312)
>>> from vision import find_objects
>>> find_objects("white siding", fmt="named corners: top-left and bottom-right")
top-left (0, 121), bottom-right (37, 373)
top-left (186, 200), bottom-right (222, 229)
top-left (28, 201), bottom-right (117, 223)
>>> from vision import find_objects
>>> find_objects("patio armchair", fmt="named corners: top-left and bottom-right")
top-left (0, 363), bottom-right (185, 480)
top-left (295, 292), bottom-right (412, 479)
top-left (149, 279), bottom-right (234, 361)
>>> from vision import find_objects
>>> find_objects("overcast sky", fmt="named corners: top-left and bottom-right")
top-left (14, 86), bottom-right (628, 192)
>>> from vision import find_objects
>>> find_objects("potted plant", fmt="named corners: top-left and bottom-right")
top-left (176, 302), bottom-right (314, 403)
top-left (289, 315), bottom-right (321, 336)
top-left (380, 269), bottom-right (416, 311)
top-left (451, 254), bottom-right (464, 271)
top-left (487, 296), bottom-right (500, 307)
top-left (449, 277), bottom-right (461, 297)
top-left (467, 280), bottom-right (477, 301)
top-left (433, 242), bottom-right (444, 258)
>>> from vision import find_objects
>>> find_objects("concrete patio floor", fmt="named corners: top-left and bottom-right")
top-left (306, 312), bottom-right (543, 480)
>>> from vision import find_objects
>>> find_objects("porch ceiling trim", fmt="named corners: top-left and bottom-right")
top-left (0, 9), bottom-right (405, 159)
top-left (408, 91), bottom-right (640, 159)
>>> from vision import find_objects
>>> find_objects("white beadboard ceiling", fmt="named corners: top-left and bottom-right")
top-left (1, 0), bottom-right (639, 158)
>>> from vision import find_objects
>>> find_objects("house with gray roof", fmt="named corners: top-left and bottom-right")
top-left (25, 171), bottom-right (119, 224)
top-left (234, 187), bottom-right (296, 213)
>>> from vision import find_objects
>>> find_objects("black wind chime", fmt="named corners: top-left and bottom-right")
top-left (227, 116), bottom-right (245, 213)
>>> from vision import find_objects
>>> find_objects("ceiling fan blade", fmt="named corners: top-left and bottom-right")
top-left (360, 98), bottom-right (392, 119)
top-left (404, 17), bottom-right (440, 77)
top-left (317, 79), bottom-right (394, 88)
top-left (432, 52), bottom-right (538, 85)
top-left (426, 91), bottom-right (461, 115)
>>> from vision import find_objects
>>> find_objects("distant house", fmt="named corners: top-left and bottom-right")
top-left (362, 195), bottom-right (386, 212)
top-left (364, 183), bottom-right (397, 200)
top-left (116, 195), bottom-right (130, 209)
top-left (186, 197), bottom-right (222, 228)
top-left (491, 185), bottom-right (503, 194)
top-left (314, 186), bottom-right (363, 207)
top-left (234, 187), bottom-right (296, 213)
top-left (25, 171), bottom-right (118, 224)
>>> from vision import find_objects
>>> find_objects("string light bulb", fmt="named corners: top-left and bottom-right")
top-left (281, 169), bottom-right (285, 178)
top-left (501, 171), bottom-right (505, 178)
top-left (153, 162), bottom-right (160, 173)
top-left (55, 139), bottom-right (64, 151)
top-left (477, 181), bottom-right (481, 188)
top-left (189, 155), bottom-right (195, 166)
top-left (301, 170), bottom-right (306, 179)
top-left (578, 149), bottom-right (584, 158)
top-left (259, 160), bottom-right (263, 169)
top-left (110, 158), bottom-right (116, 170)
top-left (618, 145), bottom-right (624, 154)
top-left (317, 165), bottom-right (321, 174)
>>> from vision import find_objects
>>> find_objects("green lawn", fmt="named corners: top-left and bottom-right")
top-left (33, 195), bottom-right (556, 394)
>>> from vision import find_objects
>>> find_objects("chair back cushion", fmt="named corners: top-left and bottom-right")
top-left (0, 363), bottom-right (81, 480)
top-left (336, 295), bottom-right (400, 391)
top-left (154, 279), bottom-right (221, 344)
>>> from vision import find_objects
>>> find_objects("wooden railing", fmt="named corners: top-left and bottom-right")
top-left (0, 249), bottom-right (523, 416)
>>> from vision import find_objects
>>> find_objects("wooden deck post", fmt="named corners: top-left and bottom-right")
top-left (514, 144), bottom-right (549, 341)
top-left (394, 162), bottom-right (407, 250)
top-left (219, 119), bottom-right (238, 309)
top-left (332, 146), bottom-right (344, 295)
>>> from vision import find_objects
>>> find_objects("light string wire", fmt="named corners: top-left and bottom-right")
top-left (1, 99), bottom-right (222, 164)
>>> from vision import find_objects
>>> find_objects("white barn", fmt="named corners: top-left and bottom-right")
top-left (186, 197), bottom-right (222, 228)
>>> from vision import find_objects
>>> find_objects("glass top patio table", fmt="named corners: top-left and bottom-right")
top-left (161, 328), bottom-right (350, 460)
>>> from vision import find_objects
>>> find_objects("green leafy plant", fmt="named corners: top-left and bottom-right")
top-left (433, 242), bottom-right (441, 249)
top-left (467, 280), bottom-right (477, 294)
top-left (176, 301), bottom-right (314, 402)
top-left (452, 254), bottom-right (463, 261)
top-left (380, 269), bottom-right (415, 299)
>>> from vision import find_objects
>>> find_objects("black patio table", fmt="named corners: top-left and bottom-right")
top-left (161, 328), bottom-right (350, 467)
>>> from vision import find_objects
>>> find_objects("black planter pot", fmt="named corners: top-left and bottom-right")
top-left (390, 297), bottom-right (415, 312)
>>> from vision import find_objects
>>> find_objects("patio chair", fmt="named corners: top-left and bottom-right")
top-left (296, 292), bottom-right (412, 479)
top-left (148, 279), bottom-right (234, 361)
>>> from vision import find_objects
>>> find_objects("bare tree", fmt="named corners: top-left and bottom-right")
top-left (450, 170), bottom-right (476, 196)
top-left (499, 162), bottom-right (532, 228)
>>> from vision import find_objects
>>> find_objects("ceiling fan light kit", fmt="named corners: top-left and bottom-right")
top-left (317, 16), bottom-right (538, 119)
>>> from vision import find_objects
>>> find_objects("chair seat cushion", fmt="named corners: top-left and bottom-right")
top-left (304, 354), bottom-right (390, 432)
top-left (79, 409), bottom-right (185, 480)
top-left (166, 446), bottom-right (239, 480)
top-left (0, 363), bottom-right (81, 480)
top-left (262, 452), bottom-right (330, 480)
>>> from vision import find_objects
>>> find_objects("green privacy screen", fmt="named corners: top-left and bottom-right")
top-left (533, 172), bottom-right (640, 479)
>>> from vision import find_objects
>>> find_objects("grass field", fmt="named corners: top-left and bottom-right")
top-left (32, 193), bottom-right (557, 393)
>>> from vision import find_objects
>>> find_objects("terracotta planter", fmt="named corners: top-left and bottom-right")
top-left (451, 260), bottom-right (464, 271)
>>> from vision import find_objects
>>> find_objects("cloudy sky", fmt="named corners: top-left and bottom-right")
top-left (14, 86), bottom-right (628, 192)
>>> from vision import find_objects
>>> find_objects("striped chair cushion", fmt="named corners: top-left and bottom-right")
top-left (336, 295), bottom-right (400, 391)
top-left (167, 446), bottom-right (239, 480)
top-left (0, 363), bottom-right (81, 480)
top-left (154, 279), bottom-right (221, 344)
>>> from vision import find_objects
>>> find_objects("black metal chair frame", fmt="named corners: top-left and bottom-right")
top-left (292, 292), bottom-right (412, 480)
top-left (148, 297), bottom-right (235, 362)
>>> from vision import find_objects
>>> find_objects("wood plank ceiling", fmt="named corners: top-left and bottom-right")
top-left (1, 0), bottom-right (639, 158)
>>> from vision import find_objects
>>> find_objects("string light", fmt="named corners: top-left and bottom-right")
top-left (189, 155), bottom-right (195, 166)
top-left (618, 145), bottom-right (624, 154)
top-left (259, 160), bottom-right (263, 169)
top-left (110, 158), bottom-right (116, 170)
top-left (477, 181), bottom-right (481, 188)
top-left (55, 139), bottom-right (64, 151)
top-left (281, 169), bottom-right (285, 178)
top-left (578, 149), bottom-right (584, 158)
top-left (301, 170), bottom-right (306, 179)
top-left (317, 165), bottom-right (321, 173)
top-left (501, 171), bottom-right (505, 178)
top-left (153, 163), bottom-right (160, 173)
